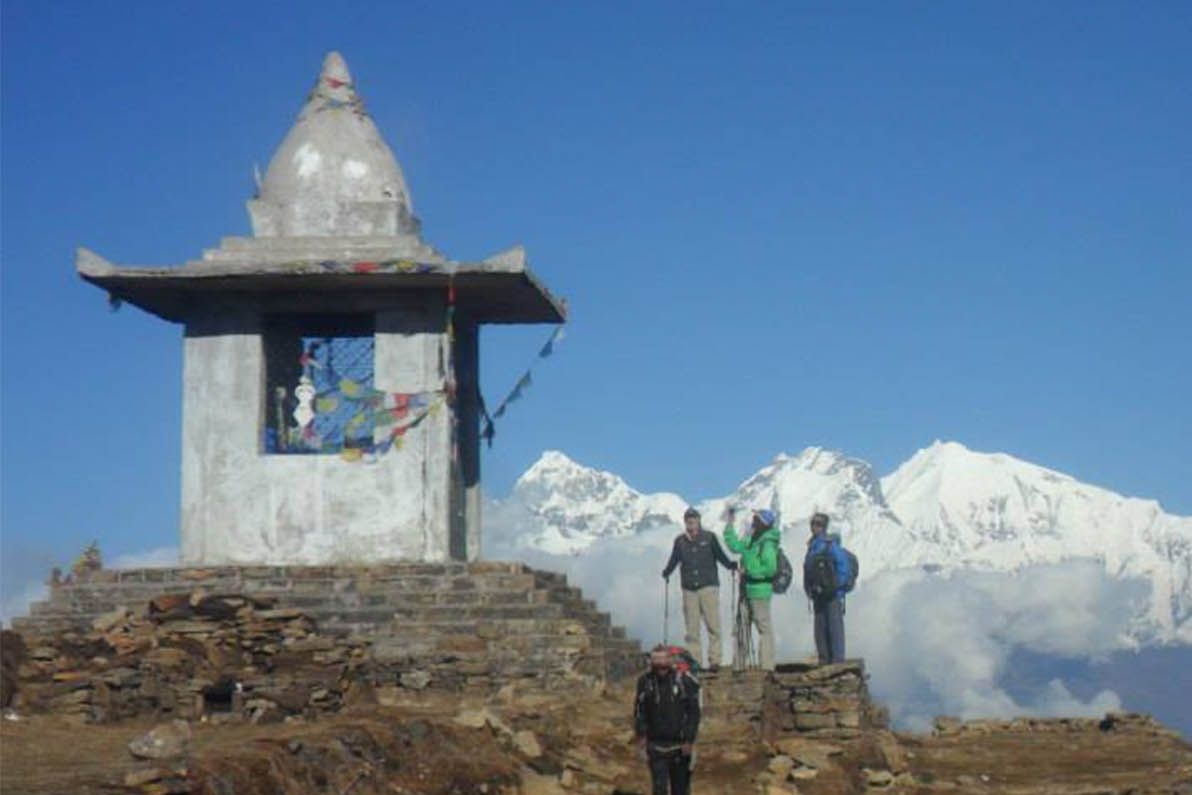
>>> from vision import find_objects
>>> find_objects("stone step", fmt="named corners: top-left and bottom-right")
top-left (41, 572), bottom-right (543, 600)
top-left (85, 562), bottom-right (531, 581)
top-left (30, 584), bottom-right (579, 619)
top-left (17, 607), bottom-right (622, 639)
top-left (14, 560), bottom-right (643, 691)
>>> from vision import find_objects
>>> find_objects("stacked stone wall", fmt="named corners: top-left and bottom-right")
top-left (10, 562), bottom-right (642, 724)
top-left (763, 661), bottom-right (888, 739)
top-left (697, 661), bottom-right (885, 746)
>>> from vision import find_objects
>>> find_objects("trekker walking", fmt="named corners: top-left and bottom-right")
top-left (803, 512), bottom-right (850, 664)
top-left (724, 508), bottom-right (781, 671)
top-left (634, 645), bottom-right (701, 795)
top-left (661, 507), bottom-right (737, 671)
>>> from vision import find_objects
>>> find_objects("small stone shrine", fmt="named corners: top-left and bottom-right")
top-left (77, 52), bottom-right (563, 566)
top-left (15, 52), bottom-right (642, 698)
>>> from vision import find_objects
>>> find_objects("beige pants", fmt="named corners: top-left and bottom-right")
top-left (740, 597), bottom-right (775, 671)
top-left (681, 586), bottom-right (722, 667)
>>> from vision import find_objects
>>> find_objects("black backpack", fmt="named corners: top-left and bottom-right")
top-left (803, 535), bottom-right (859, 599)
top-left (804, 548), bottom-right (838, 600)
top-left (772, 547), bottom-right (794, 595)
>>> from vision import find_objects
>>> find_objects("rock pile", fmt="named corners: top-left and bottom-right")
top-left (14, 562), bottom-right (643, 694)
top-left (14, 592), bottom-right (365, 724)
top-left (12, 582), bottom-right (652, 727)
top-left (763, 661), bottom-right (888, 739)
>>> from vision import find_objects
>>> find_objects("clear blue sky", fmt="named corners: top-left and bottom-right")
top-left (2, 1), bottom-right (1190, 582)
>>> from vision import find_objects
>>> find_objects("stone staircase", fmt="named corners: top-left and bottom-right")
top-left (12, 562), bottom-right (643, 690)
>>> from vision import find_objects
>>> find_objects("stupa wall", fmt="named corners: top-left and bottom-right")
top-left (180, 301), bottom-right (453, 565)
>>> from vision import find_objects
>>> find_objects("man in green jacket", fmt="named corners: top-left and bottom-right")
top-left (723, 508), bottom-right (780, 671)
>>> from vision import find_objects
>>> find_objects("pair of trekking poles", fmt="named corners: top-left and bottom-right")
top-left (661, 569), bottom-right (758, 671)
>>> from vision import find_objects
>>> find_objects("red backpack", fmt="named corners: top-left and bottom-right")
top-left (665, 645), bottom-right (702, 679)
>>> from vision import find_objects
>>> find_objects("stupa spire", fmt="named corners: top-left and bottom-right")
top-left (248, 51), bottom-right (418, 238)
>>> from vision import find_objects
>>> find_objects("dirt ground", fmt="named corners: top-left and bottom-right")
top-left (2, 682), bottom-right (1190, 795)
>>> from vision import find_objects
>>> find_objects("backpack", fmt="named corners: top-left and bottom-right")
top-left (804, 536), bottom-right (860, 598)
top-left (665, 645), bottom-right (701, 679)
top-left (840, 547), bottom-right (860, 593)
top-left (772, 547), bottom-right (794, 595)
top-left (804, 548), bottom-right (838, 600)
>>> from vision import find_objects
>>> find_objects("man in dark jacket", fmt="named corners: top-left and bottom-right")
top-left (662, 507), bottom-right (737, 671)
top-left (634, 645), bottom-right (701, 795)
top-left (803, 512), bottom-right (851, 664)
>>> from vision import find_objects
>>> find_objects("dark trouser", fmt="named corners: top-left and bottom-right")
top-left (647, 746), bottom-right (692, 795)
top-left (813, 597), bottom-right (845, 664)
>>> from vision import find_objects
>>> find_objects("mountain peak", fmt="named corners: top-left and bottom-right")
top-left (497, 443), bottom-right (1191, 642)
top-left (509, 451), bottom-right (688, 554)
top-left (521, 449), bottom-right (581, 478)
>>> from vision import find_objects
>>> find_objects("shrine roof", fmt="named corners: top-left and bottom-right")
top-left (77, 244), bottom-right (566, 325)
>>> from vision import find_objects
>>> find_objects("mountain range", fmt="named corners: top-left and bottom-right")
top-left (489, 441), bottom-right (1192, 645)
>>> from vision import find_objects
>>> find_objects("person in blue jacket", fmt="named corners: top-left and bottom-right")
top-left (802, 512), bottom-right (850, 664)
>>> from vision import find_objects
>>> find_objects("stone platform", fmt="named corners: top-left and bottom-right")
top-left (700, 660), bottom-right (887, 744)
top-left (11, 562), bottom-right (642, 720)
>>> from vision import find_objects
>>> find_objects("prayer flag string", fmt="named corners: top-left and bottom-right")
top-left (481, 325), bottom-right (565, 447)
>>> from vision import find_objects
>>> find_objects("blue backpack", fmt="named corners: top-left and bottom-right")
top-left (804, 536), bottom-right (859, 598)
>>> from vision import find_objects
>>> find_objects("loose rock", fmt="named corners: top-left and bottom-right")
top-left (128, 720), bottom-right (191, 760)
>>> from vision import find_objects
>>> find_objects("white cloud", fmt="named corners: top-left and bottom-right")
top-left (486, 508), bottom-right (1143, 729)
top-left (842, 562), bottom-right (1139, 727)
top-left (0, 546), bottom-right (180, 627)
top-left (0, 580), bottom-right (48, 626)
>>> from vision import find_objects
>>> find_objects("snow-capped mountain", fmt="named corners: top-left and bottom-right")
top-left (882, 441), bottom-right (1192, 642)
top-left (696, 447), bottom-right (928, 566)
top-left (490, 443), bottom-right (1192, 644)
top-left (498, 450), bottom-right (688, 554)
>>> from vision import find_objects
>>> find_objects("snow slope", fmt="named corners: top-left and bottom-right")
top-left (492, 443), bottom-right (1192, 644)
top-left (882, 441), bottom-right (1192, 642)
top-left (501, 450), bottom-right (688, 554)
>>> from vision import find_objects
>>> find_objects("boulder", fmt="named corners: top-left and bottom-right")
top-left (514, 729), bottom-right (544, 758)
top-left (767, 754), bottom-right (795, 778)
top-left (453, 706), bottom-right (508, 733)
top-left (771, 738), bottom-right (841, 770)
top-left (865, 768), bottom-right (894, 788)
top-left (128, 720), bottom-right (192, 760)
top-left (873, 730), bottom-right (908, 773)
top-left (400, 670), bottom-right (432, 690)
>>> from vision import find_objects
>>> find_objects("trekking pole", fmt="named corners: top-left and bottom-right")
top-left (663, 576), bottom-right (670, 645)
top-left (740, 577), bottom-right (757, 671)
top-left (730, 568), bottom-right (740, 672)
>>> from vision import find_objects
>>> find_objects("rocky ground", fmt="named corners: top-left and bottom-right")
top-left (3, 675), bottom-right (1189, 795)
top-left (2, 588), bottom-right (1189, 795)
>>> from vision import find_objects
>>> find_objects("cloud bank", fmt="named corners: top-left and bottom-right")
top-left (486, 505), bottom-right (1145, 730)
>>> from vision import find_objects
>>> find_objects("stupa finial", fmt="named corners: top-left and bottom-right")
top-left (248, 51), bottom-right (418, 238)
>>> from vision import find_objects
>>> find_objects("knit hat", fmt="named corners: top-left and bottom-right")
top-left (754, 509), bottom-right (777, 528)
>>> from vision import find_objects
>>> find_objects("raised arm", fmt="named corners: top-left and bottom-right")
top-left (723, 524), bottom-right (746, 554)
top-left (710, 534), bottom-right (737, 570)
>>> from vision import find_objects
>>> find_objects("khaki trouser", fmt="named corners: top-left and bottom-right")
top-left (681, 586), bottom-right (722, 667)
top-left (739, 597), bottom-right (775, 671)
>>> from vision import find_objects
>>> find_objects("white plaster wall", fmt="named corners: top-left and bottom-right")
top-left (180, 306), bottom-right (451, 565)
